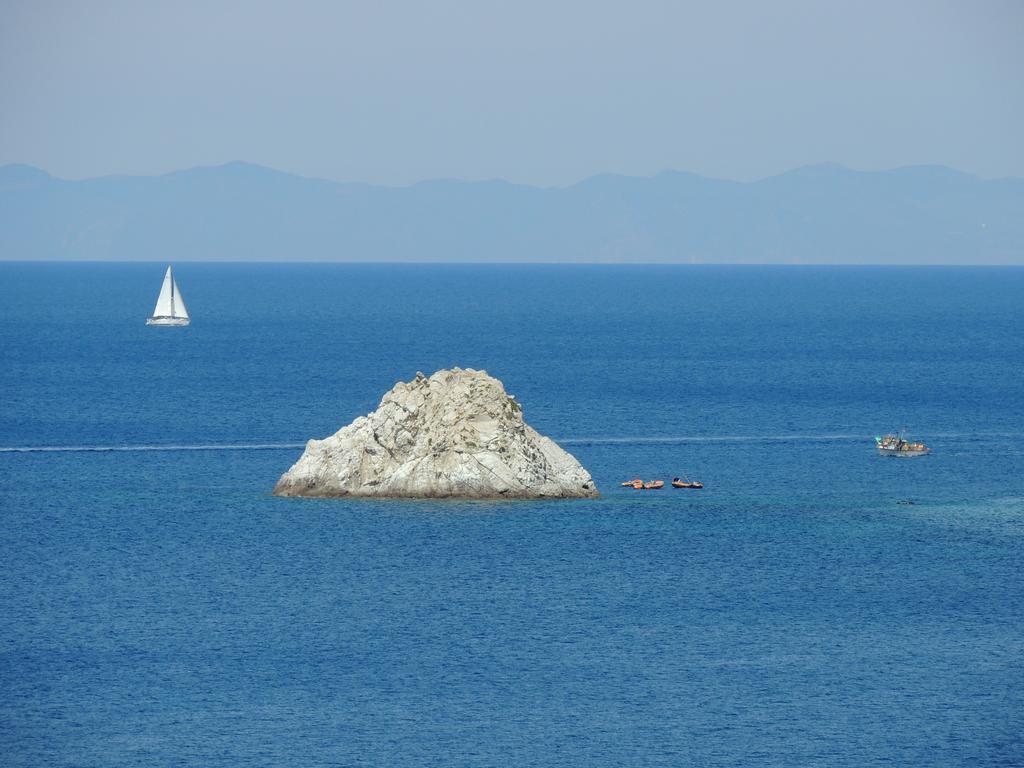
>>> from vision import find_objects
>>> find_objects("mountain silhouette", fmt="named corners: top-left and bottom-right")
top-left (2, 162), bottom-right (1021, 263)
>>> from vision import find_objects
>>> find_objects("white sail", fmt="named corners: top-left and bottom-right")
top-left (147, 266), bottom-right (190, 325)
top-left (171, 276), bottom-right (189, 319)
top-left (152, 267), bottom-right (175, 317)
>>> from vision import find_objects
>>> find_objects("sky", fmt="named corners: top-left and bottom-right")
top-left (1, 0), bottom-right (1021, 186)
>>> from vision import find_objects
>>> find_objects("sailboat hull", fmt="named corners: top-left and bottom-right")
top-left (146, 317), bottom-right (190, 326)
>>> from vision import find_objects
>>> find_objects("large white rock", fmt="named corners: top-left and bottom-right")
top-left (273, 368), bottom-right (599, 499)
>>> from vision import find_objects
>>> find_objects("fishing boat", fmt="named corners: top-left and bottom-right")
top-left (621, 479), bottom-right (643, 487)
top-left (672, 477), bottom-right (703, 489)
top-left (875, 430), bottom-right (930, 457)
top-left (643, 480), bottom-right (664, 490)
top-left (146, 266), bottom-right (190, 326)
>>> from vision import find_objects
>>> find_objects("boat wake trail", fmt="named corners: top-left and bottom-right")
top-left (0, 443), bottom-right (307, 454)
top-left (2, 432), bottom-right (1021, 454)
top-left (557, 434), bottom-right (868, 445)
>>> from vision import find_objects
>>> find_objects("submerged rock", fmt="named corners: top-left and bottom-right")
top-left (273, 368), bottom-right (599, 499)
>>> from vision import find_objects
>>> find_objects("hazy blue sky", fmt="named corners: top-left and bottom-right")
top-left (1, 0), bottom-right (1021, 186)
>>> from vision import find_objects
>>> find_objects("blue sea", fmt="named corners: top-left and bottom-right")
top-left (1, 263), bottom-right (1022, 767)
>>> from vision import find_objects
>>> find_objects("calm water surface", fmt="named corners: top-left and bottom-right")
top-left (1, 263), bottom-right (1022, 766)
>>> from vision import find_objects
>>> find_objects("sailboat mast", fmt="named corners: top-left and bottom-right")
top-left (169, 268), bottom-right (175, 317)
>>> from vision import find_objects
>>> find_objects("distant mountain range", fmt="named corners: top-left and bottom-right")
top-left (2, 161), bottom-right (1022, 263)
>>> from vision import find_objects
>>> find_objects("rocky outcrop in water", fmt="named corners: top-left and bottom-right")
top-left (273, 368), bottom-right (599, 499)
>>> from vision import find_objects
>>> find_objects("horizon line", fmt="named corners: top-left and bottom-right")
top-left (2, 259), bottom-right (1022, 268)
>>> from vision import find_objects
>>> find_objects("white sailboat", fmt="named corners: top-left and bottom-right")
top-left (146, 266), bottom-right (190, 326)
